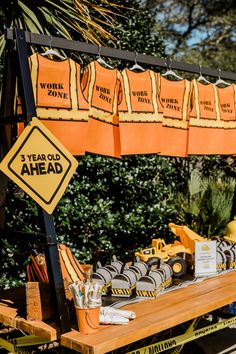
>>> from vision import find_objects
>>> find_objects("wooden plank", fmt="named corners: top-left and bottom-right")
top-left (0, 287), bottom-right (57, 341)
top-left (0, 305), bottom-right (57, 341)
top-left (61, 271), bottom-right (236, 354)
top-left (26, 282), bottom-right (55, 321)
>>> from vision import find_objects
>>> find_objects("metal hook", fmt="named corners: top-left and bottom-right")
top-left (49, 35), bottom-right (53, 50)
top-left (98, 45), bottom-right (102, 58)
top-left (130, 52), bottom-right (145, 71)
top-left (165, 57), bottom-right (172, 70)
top-left (78, 54), bottom-right (83, 65)
top-left (199, 64), bottom-right (202, 75)
top-left (197, 64), bottom-right (210, 84)
top-left (97, 45), bottom-right (113, 69)
top-left (215, 67), bottom-right (230, 86)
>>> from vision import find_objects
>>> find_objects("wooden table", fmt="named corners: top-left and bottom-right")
top-left (61, 271), bottom-right (236, 354)
top-left (1, 271), bottom-right (236, 354)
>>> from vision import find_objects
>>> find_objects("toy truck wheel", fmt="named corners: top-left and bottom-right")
top-left (147, 257), bottom-right (161, 270)
top-left (168, 256), bottom-right (187, 277)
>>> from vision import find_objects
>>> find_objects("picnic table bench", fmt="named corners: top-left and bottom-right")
top-left (1, 270), bottom-right (236, 353)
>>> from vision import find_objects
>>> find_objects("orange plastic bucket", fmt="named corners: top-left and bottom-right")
top-left (75, 307), bottom-right (100, 334)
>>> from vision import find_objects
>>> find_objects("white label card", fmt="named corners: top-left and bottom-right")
top-left (195, 240), bottom-right (217, 277)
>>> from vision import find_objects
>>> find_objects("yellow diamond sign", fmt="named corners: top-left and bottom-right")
top-left (0, 117), bottom-right (78, 214)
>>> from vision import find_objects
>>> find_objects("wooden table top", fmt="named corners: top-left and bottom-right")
top-left (60, 270), bottom-right (236, 354)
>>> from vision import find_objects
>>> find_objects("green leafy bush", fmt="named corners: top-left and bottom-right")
top-left (2, 155), bottom-right (236, 289)
top-left (172, 171), bottom-right (236, 237)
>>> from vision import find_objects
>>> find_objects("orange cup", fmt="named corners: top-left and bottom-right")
top-left (75, 307), bottom-right (100, 334)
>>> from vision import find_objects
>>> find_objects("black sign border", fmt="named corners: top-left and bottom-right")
top-left (8, 126), bottom-right (73, 205)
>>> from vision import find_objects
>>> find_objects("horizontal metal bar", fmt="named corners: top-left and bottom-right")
top-left (14, 335), bottom-right (52, 347)
top-left (0, 114), bottom-right (30, 123)
top-left (9, 230), bottom-right (55, 246)
top-left (0, 337), bottom-right (16, 353)
top-left (6, 28), bottom-right (236, 81)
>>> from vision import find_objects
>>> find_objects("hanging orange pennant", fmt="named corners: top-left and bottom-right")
top-left (157, 74), bottom-right (192, 157)
top-left (17, 53), bottom-right (89, 156)
top-left (188, 81), bottom-right (236, 155)
top-left (118, 68), bottom-right (162, 155)
top-left (82, 60), bottom-right (121, 158)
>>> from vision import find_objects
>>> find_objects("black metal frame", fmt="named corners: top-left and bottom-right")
top-left (5, 28), bottom-right (236, 82)
top-left (0, 28), bottom-right (71, 335)
top-left (1, 27), bottom-right (236, 336)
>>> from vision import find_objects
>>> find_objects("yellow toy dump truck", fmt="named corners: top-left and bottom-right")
top-left (134, 223), bottom-right (206, 277)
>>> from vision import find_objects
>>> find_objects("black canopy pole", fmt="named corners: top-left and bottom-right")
top-left (5, 28), bottom-right (236, 82)
top-left (14, 29), bottom-right (37, 121)
top-left (0, 37), bottom-right (16, 240)
top-left (13, 28), bottom-right (71, 335)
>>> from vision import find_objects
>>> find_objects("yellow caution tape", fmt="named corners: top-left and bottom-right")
top-left (112, 288), bottom-right (130, 295)
top-left (163, 277), bottom-right (172, 287)
top-left (170, 317), bottom-right (200, 354)
top-left (136, 290), bottom-right (156, 297)
top-left (102, 281), bottom-right (112, 293)
top-left (112, 285), bottom-right (136, 296)
top-left (217, 263), bottom-right (227, 270)
top-left (125, 315), bottom-right (236, 354)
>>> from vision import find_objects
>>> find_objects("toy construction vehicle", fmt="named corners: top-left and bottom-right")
top-left (134, 223), bottom-right (206, 277)
top-left (224, 216), bottom-right (236, 243)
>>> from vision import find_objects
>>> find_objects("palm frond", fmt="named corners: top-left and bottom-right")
top-left (18, 1), bottom-right (44, 32)
top-left (0, 0), bottom-right (121, 56)
top-left (172, 173), bottom-right (235, 237)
